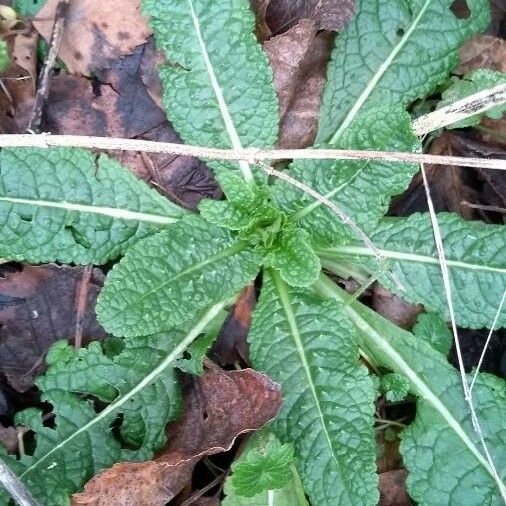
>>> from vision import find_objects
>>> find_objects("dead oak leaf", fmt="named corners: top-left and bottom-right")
top-left (265, 21), bottom-right (334, 148)
top-left (33, 0), bottom-right (151, 75)
top-left (72, 369), bottom-right (282, 506)
top-left (0, 265), bottom-right (106, 391)
top-left (457, 35), bottom-right (506, 74)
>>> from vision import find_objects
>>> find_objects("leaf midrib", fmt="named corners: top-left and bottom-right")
top-left (315, 277), bottom-right (500, 489)
top-left (19, 302), bottom-right (227, 479)
top-left (318, 245), bottom-right (506, 274)
top-left (328, 0), bottom-right (433, 144)
top-left (0, 196), bottom-right (180, 225)
top-left (186, 0), bottom-right (252, 181)
top-left (270, 270), bottom-right (354, 505)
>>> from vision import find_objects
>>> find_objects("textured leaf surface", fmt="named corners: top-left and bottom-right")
top-left (0, 39), bottom-right (8, 71)
top-left (229, 432), bottom-right (295, 497)
top-left (402, 372), bottom-right (506, 505)
top-left (97, 216), bottom-right (261, 337)
top-left (0, 303), bottom-right (226, 505)
top-left (268, 228), bottom-right (321, 287)
top-left (413, 312), bottom-right (453, 355)
top-left (320, 213), bottom-right (506, 328)
top-left (380, 372), bottom-right (410, 402)
top-left (0, 148), bottom-right (183, 264)
top-left (273, 108), bottom-right (419, 247)
top-left (223, 432), bottom-right (307, 506)
top-left (144, 0), bottom-right (278, 176)
top-left (317, 278), bottom-right (506, 506)
top-left (438, 69), bottom-right (506, 128)
top-left (317, 0), bottom-right (490, 143)
top-left (248, 271), bottom-right (377, 506)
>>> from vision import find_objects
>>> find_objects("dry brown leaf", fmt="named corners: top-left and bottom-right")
top-left (457, 35), bottom-right (506, 74)
top-left (213, 284), bottom-right (256, 365)
top-left (72, 369), bottom-right (282, 506)
top-left (379, 470), bottom-right (412, 506)
top-left (265, 22), bottom-right (333, 148)
top-left (372, 285), bottom-right (422, 330)
top-left (0, 265), bottom-right (106, 391)
top-left (0, 424), bottom-right (18, 453)
top-left (265, 0), bottom-right (355, 34)
top-left (33, 0), bottom-right (151, 75)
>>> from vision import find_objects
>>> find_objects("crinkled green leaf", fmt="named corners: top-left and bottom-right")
top-left (144, 0), bottom-right (278, 177)
top-left (229, 432), bottom-right (295, 497)
top-left (0, 148), bottom-right (184, 264)
top-left (248, 271), bottom-right (377, 506)
top-left (380, 372), bottom-right (410, 402)
top-left (174, 309), bottom-right (227, 375)
top-left (317, 277), bottom-right (506, 505)
top-left (413, 312), bottom-right (453, 355)
top-left (320, 213), bottom-right (506, 328)
top-left (273, 107), bottom-right (419, 247)
top-left (13, 0), bottom-right (46, 16)
top-left (0, 39), bottom-right (8, 72)
top-left (0, 303), bottom-right (225, 505)
top-left (439, 69), bottom-right (506, 128)
top-left (317, 0), bottom-right (490, 144)
top-left (96, 215), bottom-right (261, 337)
top-left (268, 228), bottom-right (321, 287)
top-left (402, 372), bottom-right (506, 505)
top-left (223, 465), bottom-right (308, 506)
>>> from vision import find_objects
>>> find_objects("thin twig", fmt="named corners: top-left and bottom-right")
top-left (462, 201), bottom-right (506, 214)
top-left (28, 0), bottom-right (70, 132)
top-left (0, 459), bottom-right (39, 506)
top-left (413, 83), bottom-right (506, 135)
top-left (0, 133), bottom-right (505, 171)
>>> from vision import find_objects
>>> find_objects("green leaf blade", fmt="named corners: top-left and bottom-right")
top-left (318, 0), bottom-right (490, 144)
top-left (97, 216), bottom-right (261, 337)
top-left (274, 108), bottom-right (419, 247)
top-left (323, 213), bottom-right (506, 328)
top-left (248, 271), bottom-right (378, 506)
top-left (144, 0), bottom-right (279, 176)
top-left (317, 278), bottom-right (506, 505)
top-left (0, 148), bottom-right (184, 264)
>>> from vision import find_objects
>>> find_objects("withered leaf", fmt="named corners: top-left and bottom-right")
top-left (213, 284), bottom-right (256, 365)
top-left (379, 470), bottom-right (412, 506)
top-left (33, 0), bottom-right (151, 75)
top-left (457, 35), bottom-right (506, 74)
top-left (265, 22), bottom-right (334, 148)
top-left (72, 369), bottom-right (282, 506)
top-left (265, 0), bottom-right (355, 34)
top-left (0, 265), bottom-right (106, 391)
top-left (372, 285), bottom-right (422, 330)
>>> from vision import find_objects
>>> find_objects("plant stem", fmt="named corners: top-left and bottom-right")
top-left (0, 134), bottom-right (504, 170)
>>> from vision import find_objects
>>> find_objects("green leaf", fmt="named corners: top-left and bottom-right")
top-left (317, 0), bottom-right (490, 144)
top-left (273, 107), bottom-right (419, 247)
top-left (0, 302), bottom-right (226, 505)
top-left (268, 228), bottom-right (321, 287)
top-left (316, 277), bottom-right (506, 505)
top-left (248, 271), bottom-right (378, 506)
top-left (319, 213), bottom-right (506, 328)
top-left (223, 465), bottom-right (308, 506)
top-left (438, 69), bottom-right (506, 128)
top-left (229, 432), bottom-right (295, 497)
top-left (96, 215), bottom-right (261, 337)
top-left (402, 372), bottom-right (506, 505)
top-left (0, 39), bottom-right (9, 72)
top-left (0, 148), bottom-right (184, 264)
top-left (380, 372), bottom-right (410, 402)
top-left (13, 0), bottom-right (46, 16)
top-left (413, 312), bottom-right (453, 355)
top-left (143, 0), bottom-right (278, 178)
